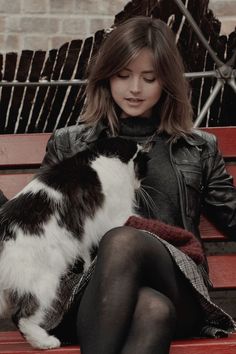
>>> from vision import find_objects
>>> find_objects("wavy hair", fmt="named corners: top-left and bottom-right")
top-left (81, 16), bottom-right (193, 137)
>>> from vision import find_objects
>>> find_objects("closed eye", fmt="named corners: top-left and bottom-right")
top-left (117, 73), bottom-right (129, 79)
top-left (143, 77), bottom-right (156, 83)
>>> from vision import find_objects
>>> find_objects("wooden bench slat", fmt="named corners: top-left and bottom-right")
top-left (0, 343), bottom-right (80, 353)
top-left (170, 334), bottom-right (236, 354)
top-left (200, 215), bottom-right (226, 241)
top-left (226, 165), bottom-right (236, 179)
top-left (0, 134), bottom-right (50, 167)
top-left (0, 174), bottom-right (34, 199)
top-left (1, 331), bottom-right (236, 354)
top-left (208, 255), bottom-right (236, 289)
top-left (0, 332), bottom-right (24, 344)
top-left (0, 128), bottom-right (235, 167)
top-left (202, 127), bottom-right (236, 158)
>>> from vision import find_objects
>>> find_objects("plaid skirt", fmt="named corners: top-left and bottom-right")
top-left (50, 230), bottom-right (236, 339)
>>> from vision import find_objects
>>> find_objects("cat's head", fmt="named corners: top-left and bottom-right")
top-left (94, 137), bottom-right (149, 189)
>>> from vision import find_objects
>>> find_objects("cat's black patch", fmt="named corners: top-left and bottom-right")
top-left (134, 150), bottom-right (150, 181)
top-left (10, 291), bottom-right (39, 326)
top-left (38, 148), bottom-right (100, 197)
top-left (0, 191), bottom-right (54, 239)
top-left (94, 137), bottom-right (138, 163)
top-left (38, 150), bottom-right (104, 237)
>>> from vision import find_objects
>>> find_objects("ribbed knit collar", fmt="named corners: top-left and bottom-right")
top-left (118, 116), bottom-right (159, 138)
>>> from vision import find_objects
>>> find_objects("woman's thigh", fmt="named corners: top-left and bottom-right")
top-left (77, 227), bottom-right (204, 338)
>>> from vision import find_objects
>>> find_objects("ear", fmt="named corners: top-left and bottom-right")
top-left (95, 137), bottom-right (138, 163)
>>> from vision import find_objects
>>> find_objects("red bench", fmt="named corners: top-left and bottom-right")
top-left (0, 126), bottom-right (235, 353)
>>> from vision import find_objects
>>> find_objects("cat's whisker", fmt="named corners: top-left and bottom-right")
top-left (138, 189), bottom-right (154, 218)
top-left (137, 186), bottom-right (158, 218)
top-left (141, 184), bottom-right (161, 195)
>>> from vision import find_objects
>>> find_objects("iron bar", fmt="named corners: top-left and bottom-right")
top-left (193, 79), bottom-right (224, 127)
top-left (0, 79), bottom-right (87, 87)
top-left (0, 1), bottom-right (235, 127)
top-left (0, 71), bottom-right (219, 87)
top-left (184, 70), bottom-right (217, 79)
top-left (228, 77), bottom-right (236, 93)
top-left (173, 0), bottom-right (224, 67)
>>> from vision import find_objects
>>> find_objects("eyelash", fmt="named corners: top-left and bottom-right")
top-left (117, 74), bottom-right (129, 79)
top-left (144, 78), bottom-right (156, 83)
top-left (116, 74), bottom-right (156, 83)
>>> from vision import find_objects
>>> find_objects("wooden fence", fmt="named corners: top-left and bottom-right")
top-left (0, 0), bottom-right (235, 134)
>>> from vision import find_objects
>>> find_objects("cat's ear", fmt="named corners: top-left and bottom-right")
top-left (133, 149), bottom-right (149, 181)
top-left (95, 137), bottom-right (138, 163)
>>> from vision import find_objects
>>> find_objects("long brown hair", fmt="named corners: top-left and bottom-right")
top-left (81, 16), bottom-right (193, 137)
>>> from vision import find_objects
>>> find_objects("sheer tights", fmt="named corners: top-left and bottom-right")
top-left (76, 226), bottom-right (203, 354)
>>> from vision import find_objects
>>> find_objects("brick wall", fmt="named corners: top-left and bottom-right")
top-left (0, 0), bottom-right (127, 53)
top-left (0, 0), bottom-right (235, 53)
top-left (209, 0), bottom-right (236, 35)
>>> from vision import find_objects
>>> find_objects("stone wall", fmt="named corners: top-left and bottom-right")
top-left (0, 0), bottom-right (235, 53)
top-left (209, 0), bottom-right (236, 35)
top-left (0, 0), bottom-right (127, 52)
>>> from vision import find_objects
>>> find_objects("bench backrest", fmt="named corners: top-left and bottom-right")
top-left (0, 127), bottom-right (235, 289)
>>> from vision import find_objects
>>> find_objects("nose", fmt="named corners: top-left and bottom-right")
top-left (129, 77), bottom-right (141, 94)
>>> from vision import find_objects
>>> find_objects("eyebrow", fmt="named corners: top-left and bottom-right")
top-left (122, 68), bottom-right (155, 74)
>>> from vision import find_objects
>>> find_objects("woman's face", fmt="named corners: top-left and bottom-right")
top-left (110, 48), bottom-right (162, 119)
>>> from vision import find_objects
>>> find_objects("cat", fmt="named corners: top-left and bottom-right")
top-left (0, 137), bottom-right (148, 349)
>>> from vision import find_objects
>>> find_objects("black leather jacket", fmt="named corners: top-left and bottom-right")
top-left (42, 123), bottom-right (236, 244)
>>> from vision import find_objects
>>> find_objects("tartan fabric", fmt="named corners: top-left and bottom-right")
top-left (46, 229), bottom-right (236, 338)
top-left (142, 231), bottom-right (236, 337)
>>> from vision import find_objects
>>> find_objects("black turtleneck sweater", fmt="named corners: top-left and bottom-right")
top-left (118, 117), bottom-right (183, 228)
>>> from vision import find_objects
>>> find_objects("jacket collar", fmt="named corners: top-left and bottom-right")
top-left (179, 129), bottom-right (207, 146)
top-left (91, 121), bottom-right (207, 147)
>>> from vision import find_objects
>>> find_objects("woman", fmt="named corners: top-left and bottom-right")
top-left (44, 16), bottom-right (236, 354)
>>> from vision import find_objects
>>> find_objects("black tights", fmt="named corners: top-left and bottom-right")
top-left (76, 226), bottom-right (203, 354)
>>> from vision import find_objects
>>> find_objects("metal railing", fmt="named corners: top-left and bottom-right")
top-left (174, 0), bottom-right (236, 127)
top-left (0, 0), bottom-right (235, 127)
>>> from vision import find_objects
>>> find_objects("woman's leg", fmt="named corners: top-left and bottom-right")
top-left (121, 287), bottom-right (176, 354)
top-left (77, 226), bottom-right (203, 354)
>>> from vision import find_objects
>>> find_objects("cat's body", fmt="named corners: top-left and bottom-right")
top-left (0, 137), bottom-right (147, 349)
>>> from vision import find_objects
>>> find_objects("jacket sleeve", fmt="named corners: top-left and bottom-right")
top-left (202, 134), bottom-right (236, 239)
top-left (41, 132), bottom-right (61, 167)
top-left (41, 122), bottom-right (109, 168)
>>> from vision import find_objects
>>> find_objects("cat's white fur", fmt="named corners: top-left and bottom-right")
top-left (0, 154), bottom-right (140, 349)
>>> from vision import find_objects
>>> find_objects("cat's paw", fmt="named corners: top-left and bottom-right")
top-left (18, 318), bottom-right (61, 349)
top-left (30, 335), bottom-right (61, 349)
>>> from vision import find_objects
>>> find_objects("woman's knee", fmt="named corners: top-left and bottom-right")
top-left (93, 226), bottom-right (143, 278)
top-left (134, 287), bottom-right (176, 331)
top-left (98, 226), bottom-right (144, 259)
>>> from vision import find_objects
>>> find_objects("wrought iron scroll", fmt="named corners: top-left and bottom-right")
top-left (0, 0), bottom-right (235, 133)
top-left (173, 0), bottom-right (236, 127)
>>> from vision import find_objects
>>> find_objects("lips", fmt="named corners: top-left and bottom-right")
top-left (126, 98), bottom-right (144, 102)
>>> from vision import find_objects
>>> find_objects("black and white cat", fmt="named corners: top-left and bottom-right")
top-left (0, 137), bottom-right (148, 349)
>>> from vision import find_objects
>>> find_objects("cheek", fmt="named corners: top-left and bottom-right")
top-left (149, 85), bottom-right (162, 102)
top-left (110, 79), bottom-right (123, 100)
